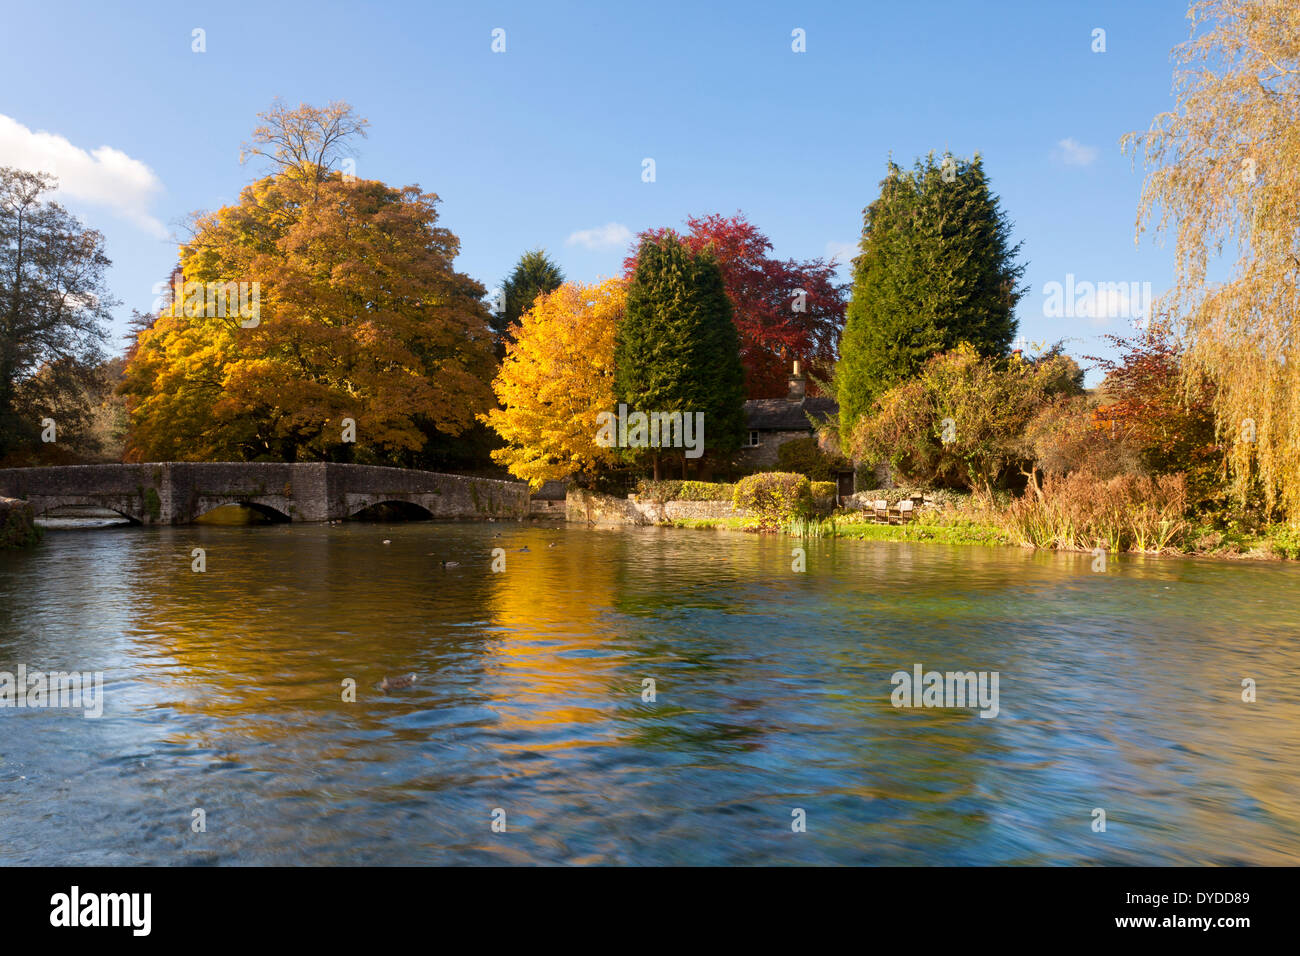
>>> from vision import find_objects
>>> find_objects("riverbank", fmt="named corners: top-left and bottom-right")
top-left (670, 510), bottom-right (1300, 561)
top-left (569, 480), bottom-right (1299, 561)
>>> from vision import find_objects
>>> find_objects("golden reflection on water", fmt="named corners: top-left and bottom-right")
top-left (484, 532), bottom-right (623, 746)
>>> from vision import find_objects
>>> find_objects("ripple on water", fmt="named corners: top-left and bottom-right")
top-left (1, 523), bottom-right (1298, 864)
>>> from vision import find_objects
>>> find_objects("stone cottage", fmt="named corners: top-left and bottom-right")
top-left (738, 362), bottom-right (847, 490)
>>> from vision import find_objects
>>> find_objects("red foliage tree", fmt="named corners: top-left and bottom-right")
top-left (1085, 321), bottom-right (1223, 506)
top-left (623, 213), bottom-right (847, 399)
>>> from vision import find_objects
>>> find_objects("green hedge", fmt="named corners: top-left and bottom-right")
top-left (775, 436), bottom-right (850, 481)
top-left (635, 479), bottom-right (735, 502)
top-left (733, 472), bottom-right (812, 531)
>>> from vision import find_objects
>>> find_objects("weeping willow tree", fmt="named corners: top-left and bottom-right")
top-left (1124, 0), bottom-right (1300, 522)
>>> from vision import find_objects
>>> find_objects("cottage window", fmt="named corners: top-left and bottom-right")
top-left (747, 431), bottom-right (761, 447)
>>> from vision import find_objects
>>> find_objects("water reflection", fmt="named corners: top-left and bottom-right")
top-left (1, 522), bottom-right (1298, 864)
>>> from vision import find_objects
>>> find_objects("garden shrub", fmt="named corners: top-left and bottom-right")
top-left (1269, 526), bottom-right (1300, 560)
top-left (849, 344), bottom-right (1085, 493)
top-left (733, 472), bottom-right (812, 531)
top-left (775, 436), bottom-right (849, 481)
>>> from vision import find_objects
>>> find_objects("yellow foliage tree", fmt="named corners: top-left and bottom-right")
top-left (1124, 0), bottom-right (1300, 520)
top-left (482, 279), bottom-right (625, 488)
top-left (122, 104), bottom-right (495, 463)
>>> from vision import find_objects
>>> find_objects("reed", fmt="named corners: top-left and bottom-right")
top-left (784, 515), bottom-right (838, 537)
top-left (1000, 471), bottom-right (1190, 553)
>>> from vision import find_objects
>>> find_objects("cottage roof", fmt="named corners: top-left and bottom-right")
top-left (743, 395), bottom-right (838, 431)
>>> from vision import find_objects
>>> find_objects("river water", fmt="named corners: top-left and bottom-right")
top-left (2, 520), bottom-right (1298, 865)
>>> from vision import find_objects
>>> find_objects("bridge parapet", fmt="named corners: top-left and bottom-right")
top-left (0, 463), bottom-right (530, 525)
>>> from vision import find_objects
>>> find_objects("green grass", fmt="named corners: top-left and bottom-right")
top-left (827, 516), bottom-right (1010, 546)
top-left (669, 516), bottom-right (750, 530)
top-left (671, 512), bottom-right (1008, 546)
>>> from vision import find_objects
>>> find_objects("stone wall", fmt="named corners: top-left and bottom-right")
top-left (566, 489), bottom-right (742, 526)
top-left (532, 479), bottom-right (569, 500)
top-left (643, 499), bottom-right (742, 522)
top-left (734, 429), bottom-right (810, 470)
top-left (565, 488), bottom-right (643, 525)
top-left (0, 497), bottom-right (40, 548)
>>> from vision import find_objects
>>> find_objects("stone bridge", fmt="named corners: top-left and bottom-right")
top-left (0, 463), bottom-right (530, 525)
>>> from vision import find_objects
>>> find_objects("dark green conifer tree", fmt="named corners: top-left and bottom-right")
top-left (837, 152), bottom-right (1025, 435)
top-left (495, 249), bottom-right (564, 348)
top-left (615, 233), bottom-right (745, 477)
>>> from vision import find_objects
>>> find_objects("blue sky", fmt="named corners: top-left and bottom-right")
top-left (1, 0), bottom-right (1193, 376)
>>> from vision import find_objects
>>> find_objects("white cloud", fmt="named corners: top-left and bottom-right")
top-left (0, 114), bottom-right (167, 237)
top-left (565, 222), bottom-right (633, 250)
top-left (1056, 137), bottom-right (1099, 167)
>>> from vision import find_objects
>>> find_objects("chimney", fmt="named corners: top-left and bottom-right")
top-left (787, 360), bottom-right (806, 401)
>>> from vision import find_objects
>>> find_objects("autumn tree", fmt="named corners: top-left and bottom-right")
top-left (624, 214), bottom-right (845, 398)
top-left (10, 355), bottom-right (126, 463)
top-left (122, 103), bottom-right (495, 463)
top-left (1124, 0), bottom-right (1300, 521)
top-left (616, 234), bottom-right (746, 478)
top-left (494, 249), bottom-right (565, 350)
top-left (482, 278), bottom-right (625, 488)
top-left (0, 167), bottom-right (115, 462)
top-left (240, 99), bottom-right (369, 188)
top-left (850, 345), bottom-right (1082, 494)
top-left (1086, 323), bottom-right (1222, 510)
top-left (837, 153), bottom-right (1025, 436)
top-left (1016, 396), bottom-right (1143, 490)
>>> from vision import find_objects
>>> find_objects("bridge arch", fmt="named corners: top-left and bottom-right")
top-left (347, 499), bottom-right (435, 521)
top-left (29, 497), bottom-right (143, 524)
top-left (192, 499), bottom-right (292, 523)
